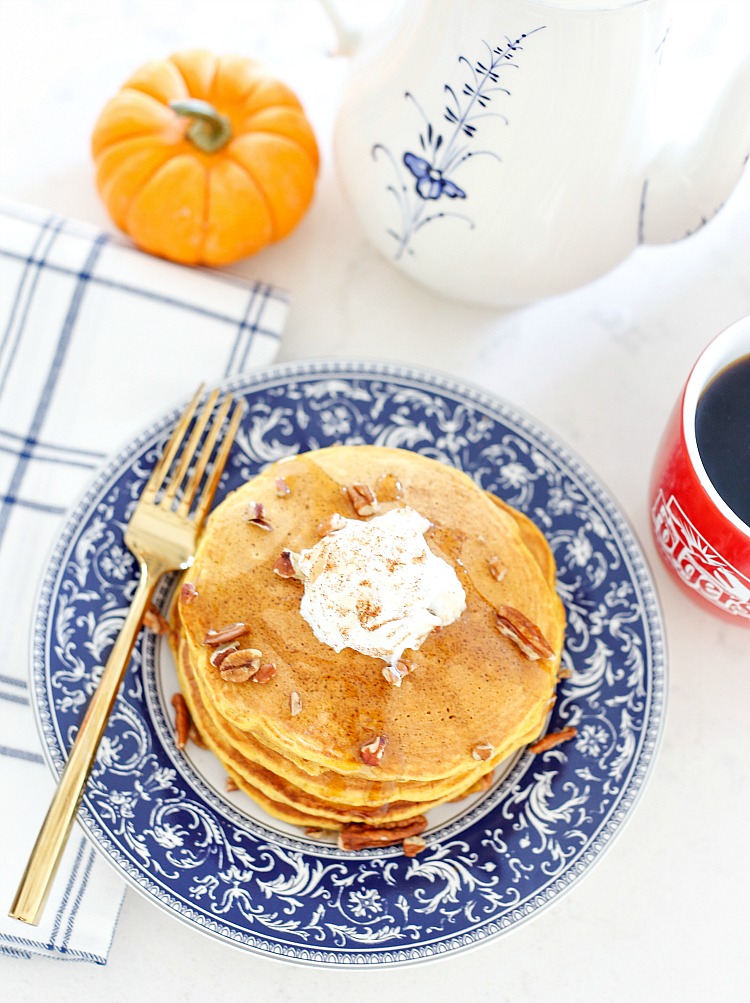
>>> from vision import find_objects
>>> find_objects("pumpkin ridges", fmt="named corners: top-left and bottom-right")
top-left (126, 155), bottom-right (208, 264)
top-left (201, 157), bottom-right (211, 262)
top-left (211, 54), bottom-right (267, 113)
top-left (169, 50), bottom-right (218, 102)
top-left (203, 158), bottom-right (274, 264)
top-left (91, 49), bottom-right (319, 265)
top-left (223, 153), bottom-right (279, 240)
top-left (123, 58), bottom-right (190, 105)
top-left (236, 78), bottom-right (304, 119)
top-left (91, 90), bottom-right (178, 158)
top-left (95, 136), bottom-right (181, 230)
top-left (233, 109), bottom-right (319, 167)
top-left (228, 133), bottom-right (316, 239)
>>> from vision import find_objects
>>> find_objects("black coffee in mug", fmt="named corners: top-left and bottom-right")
top-left (694, 353), bottom-right (750, 526)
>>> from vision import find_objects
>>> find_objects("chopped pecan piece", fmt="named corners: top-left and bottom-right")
top-left (243, 500), bottom-right (273, 531)
top-left (204, 622), bottom-right (248, 646)
top-left (170, 693), bottom-right (190, 750)
top-left (467, 771), bottom-right (494, 795)
top-left (252, 662), bottom-right (277, 683)
top-left (381, 660), bottom-right (410, 687)
top-left (338, 815), bottom-right (427, 851)
top-left (317, 512), bottom-right (347, 537)
top-left (304, 827), bottom-right (333, 839)
top-left (495, 605), bottom-right (554, 660)
top-left (345, 482), bottom-right (379, 517)
top-left (225, 776), bottom-right (239, 792)
top-left (290, 690), bottom-right (302, 716)
top-left (209, 641), bottom-right (240, 668)
top-left (402, 835), bottom-right (428, 857)
top-left (382, 665), bottom-right (400, 686)
top-left (557, 667), bottom-right (573, 680)
top-left (360, 734), bottom-right (387, 766)
top-left (488, 556), bottom-right (507, 582)
top-left (143, 604), bottom-right (169, 634)
top-left (472, 742), bottom-right (494, 762)
top-left (449, 771), bottom-right (494, 801)
top-left (188, 724), bottom-right (206, 749)
top-left (529, 726), bottom-right (577, 754)
top-left (179, 581), bottom-right (198, 605)
top-left (273, 550), bottom-right (300, 579)
top-left (275, 476), bottom-right (291, 497)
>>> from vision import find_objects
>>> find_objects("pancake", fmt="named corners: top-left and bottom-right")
top-left (175, 635), bottom-right (453, 825)
top-left (178, 630), bottom-right (547, 821)
top-left (488, 493), bottom-right (558, 591)
top-left (170, 445), bottom-right (565, 833)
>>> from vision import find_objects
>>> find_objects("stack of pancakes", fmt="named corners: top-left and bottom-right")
top-left (170, 445), bottom-right (565, 837)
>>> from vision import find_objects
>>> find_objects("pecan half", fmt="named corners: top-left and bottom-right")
top-left (338, 815), bottom-right (427, 851)
top-left (345, 482), bottom-right (379, 517)
top-left (273, 550), bottom-right (300, 579)
top-left (243, 500), bottom-right (273, 531)
top-left (360, 734), bottom-right (387, 766)
top-left (472, 742), bottom-right (494, 762)
top-left (275, 476), bottom-right (291, 497)
top-left (204, 623), bottom-right (248, 646)
top-left (488, 556), bottom-right (507, 582)
top-left (179, 581), bottom-right (198, 605)
top-left (290, 690), bottom-right (302, 716)
top-left (143, 604), bottom-right (169, 634)
top-left (495, 605), bottom-right (554, 660)
top-left (220, 665), bottom-right (256, 683)
top-left (402, 835), bottom-right (428, 857)
top-left (317, 511), bottom-right (347, 537)
top-left (252, 663), bottom-right (277, 683)
top-left (171, 693), bottom-right (190, 750)
top-left (221, 647), bottom-right (262, 671)
top-left (219, 648), bottom-right (262, 683)
top-left (529, 726), bottom-right (577, 754)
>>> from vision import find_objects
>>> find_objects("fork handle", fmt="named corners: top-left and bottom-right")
top-left (9, 560), bottom-right (166, 926)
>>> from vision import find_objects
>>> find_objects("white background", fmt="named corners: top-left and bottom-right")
top-left (1, 1), bottom-right (749, 1000)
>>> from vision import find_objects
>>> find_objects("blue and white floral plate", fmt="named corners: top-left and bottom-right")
top-left (32, 360), bottom-right (666, 966)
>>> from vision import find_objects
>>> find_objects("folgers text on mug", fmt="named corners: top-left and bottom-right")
top-left (650, 316), bottom-right (750, 624)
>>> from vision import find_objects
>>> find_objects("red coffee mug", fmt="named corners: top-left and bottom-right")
top-left (650, 315), bottom-right (750, 624)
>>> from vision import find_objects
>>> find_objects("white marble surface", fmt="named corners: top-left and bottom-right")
top-left (1, 1), bottom-right (749, 1000)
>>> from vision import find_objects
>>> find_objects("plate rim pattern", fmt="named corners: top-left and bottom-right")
top-left (30, 358), bottom-right (667, 967)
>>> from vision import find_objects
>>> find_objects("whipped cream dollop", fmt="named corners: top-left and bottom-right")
top-left (291, 506), bottom-right (466, 668)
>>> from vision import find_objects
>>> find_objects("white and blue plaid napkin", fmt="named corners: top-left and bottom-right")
top-left (0, 198), bottom-right (287, 962)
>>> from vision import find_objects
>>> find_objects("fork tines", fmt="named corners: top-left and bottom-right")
top-left (145, 386), bottom-right (244, 519)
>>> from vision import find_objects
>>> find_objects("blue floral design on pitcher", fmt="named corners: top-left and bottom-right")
top-left (403, 153), bottom-right (467, 201)
top-left (373, 28), bottom-right (545, 260)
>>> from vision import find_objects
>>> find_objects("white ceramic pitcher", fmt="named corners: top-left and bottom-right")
top-left (326, 0), bottom-right (750, 307)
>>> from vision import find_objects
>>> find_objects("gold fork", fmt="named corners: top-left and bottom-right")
top-left (9, 385), bottom-right (243, 926)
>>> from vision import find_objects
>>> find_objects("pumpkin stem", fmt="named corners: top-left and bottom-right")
top-left (169, 98), bottom-right (233, 154)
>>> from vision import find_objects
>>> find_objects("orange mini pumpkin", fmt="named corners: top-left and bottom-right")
top-left (91, 49), bottom-right (319, 265)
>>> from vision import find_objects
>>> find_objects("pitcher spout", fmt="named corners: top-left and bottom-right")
top-left (318, 0), bottom-right (367, 57)
top-left (641, 53), bottom-right (750, 245)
